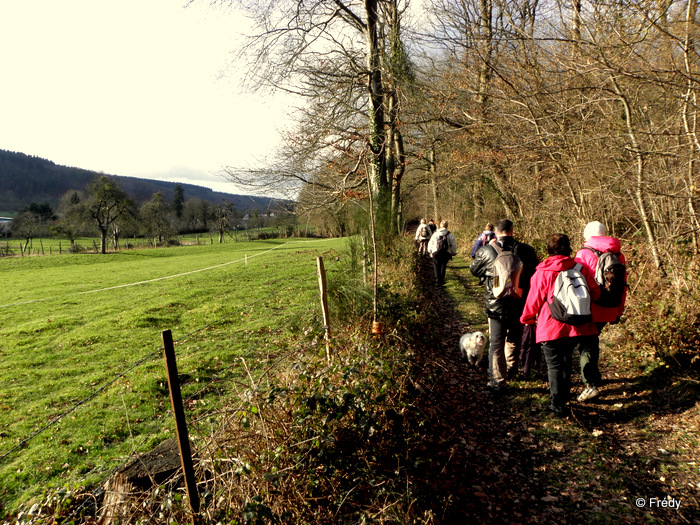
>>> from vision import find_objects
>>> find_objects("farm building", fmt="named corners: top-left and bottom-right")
top-left (0, 217), bottom-right (11, 237)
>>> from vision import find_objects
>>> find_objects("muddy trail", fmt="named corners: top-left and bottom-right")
top-left (406, 253), bottom-right (699, 524)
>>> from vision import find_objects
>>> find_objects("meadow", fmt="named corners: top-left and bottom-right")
top-left (0, 236), bottom-right (347, 514)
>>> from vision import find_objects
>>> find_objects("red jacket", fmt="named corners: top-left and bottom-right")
top-left (520, 255), bottom-right (600, 343)
top-left (574, 236), bottom-right (627, 323)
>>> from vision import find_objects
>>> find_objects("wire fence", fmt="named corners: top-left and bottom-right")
top-left (0, 239), bottom-right (347, 521)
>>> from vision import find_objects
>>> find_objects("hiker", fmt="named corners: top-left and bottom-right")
top-left (520, 233), bottom-right (600, 416)
top-left (415, 218), bottom-right (432, 257)
top-left (428, 220), bottom-right (458, 286)
top-left (428, 218), bottom-right (437, 235)
top-left (470, 219), bottom-right (538, 393)
top-left (471, 222), bottom-right (496, 258)
top-left (573, 221), bottom-right (628, 402)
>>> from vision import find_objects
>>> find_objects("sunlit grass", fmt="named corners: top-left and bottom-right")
top-left (0, 237), bottom-right (346, 513)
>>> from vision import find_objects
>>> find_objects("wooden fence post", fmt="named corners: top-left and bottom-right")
top-left (317, 257), bottom-right (331, 360)
top-left (161, 329), bottom-right (200, 517)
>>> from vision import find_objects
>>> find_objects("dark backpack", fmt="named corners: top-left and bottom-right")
top-left (583, 247), bottom-right (626, 308)
top-left (548, 263), bottom-right (592, 325)
top-left (434, 231), bottom-right (452, 259)
top-left (491, 243), bottom-right (523, 299)
top-left (482, 232), bottom-right (496, 247)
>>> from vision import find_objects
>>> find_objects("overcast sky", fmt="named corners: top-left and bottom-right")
top-left (0, 1), bottom-right (289, 195)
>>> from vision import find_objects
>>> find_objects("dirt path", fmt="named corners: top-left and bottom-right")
top-left (408, 253), bottom-right (699, 524)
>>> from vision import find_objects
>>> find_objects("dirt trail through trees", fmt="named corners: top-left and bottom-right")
top-left (408, 255), bottom-right (699, 524)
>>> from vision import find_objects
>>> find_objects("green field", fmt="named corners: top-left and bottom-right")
top-left (0, 237), bottom-right (347, 514)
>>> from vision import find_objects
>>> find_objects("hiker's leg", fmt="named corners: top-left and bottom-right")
top-left (542, 338), bottom-right (572, 412)
top-left (579, 334), bottom-right (601, 387)
top-left (432, 257), bottom-right (441, 282)
top-left (520, 324), bottom-right (537, 377)
top-left (504, 317), bottom-right (523, 378)
top-left (488, 318), bottom-right (507, 388)
top-left (439, 260), bottom-right (448, 284)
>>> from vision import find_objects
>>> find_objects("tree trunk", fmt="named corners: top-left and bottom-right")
top-left (365, 0), bottom-right (388, 197)
top-left (100, 227), bottom-right (108, 255)
top-left (611, 75), bottom-right (665, 274)
top-left (682, 0), bottom-right (700, 253)
top-left (429, 146), bottom-right (440, 219)
top-left (477, 0), bottom-right (493, 107)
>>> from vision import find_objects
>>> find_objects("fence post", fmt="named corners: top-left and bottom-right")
top-left (161, 329), bottom-right (200, 517)
top-left (317, 257), bottom-right (331, 360)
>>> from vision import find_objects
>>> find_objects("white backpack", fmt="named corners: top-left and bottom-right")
top-left (548, 263), bottom-right (592, 325)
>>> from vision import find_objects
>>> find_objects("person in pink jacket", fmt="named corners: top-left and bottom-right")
top-left (573, 221), bottom-right (628, 402)
top-left (520, 233), bottom-right (600, 416)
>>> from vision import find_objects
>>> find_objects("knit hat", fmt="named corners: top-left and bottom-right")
top-left (583, 221), bottom-right (606, 240)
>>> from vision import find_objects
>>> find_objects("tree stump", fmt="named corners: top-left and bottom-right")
top-left (98, 437), bottom-right (182, 524)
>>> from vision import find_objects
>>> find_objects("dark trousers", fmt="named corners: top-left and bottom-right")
top-left (520, 323), bottom-right (540, 377)
top-left (432, 256), bottom-right (449, 285)
top-left (543, 335), bottom-right (598, 412)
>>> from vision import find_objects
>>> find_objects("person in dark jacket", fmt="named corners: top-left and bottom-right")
top-left (521, 233), bottom-right (600, 416)
top-left (470, 219), bottom-right (539, 392)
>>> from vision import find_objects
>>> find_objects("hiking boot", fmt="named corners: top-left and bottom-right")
top-left (577, 386), bottom-right (600, 402)
top-left (486, 383), bottom-right (506, 395)
top-left (548, 404), bottom-right (571, 418)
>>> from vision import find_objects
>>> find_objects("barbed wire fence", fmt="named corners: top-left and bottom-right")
top-left (0, 240), bottom-right (350, 523)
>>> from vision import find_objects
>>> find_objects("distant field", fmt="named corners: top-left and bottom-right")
top-left (0, 237), bottom-right (348, 514)
top-left (0, 229), bottom-right (285, 256)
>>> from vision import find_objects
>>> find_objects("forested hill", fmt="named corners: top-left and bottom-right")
top-left (0, 149), bottom-right (282, 214)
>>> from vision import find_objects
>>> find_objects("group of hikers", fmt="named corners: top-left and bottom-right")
top-left (414, 218), bottom-right (627, 417)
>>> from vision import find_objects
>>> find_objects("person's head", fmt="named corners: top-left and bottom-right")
top-left (420, 218), bottom-right (426, 224)
top-left (440, 220), bottom-right (449, 229)
top-left (494, 219), bottom-right (513, 236)
top-left (486, 222), bottom-right (494, 231)
top-left (429, 219), bottom-right (435, 224)
top-left (583, 221), bottom-right (606, 241)
top-left (547, 233), bottom-right (572, 256)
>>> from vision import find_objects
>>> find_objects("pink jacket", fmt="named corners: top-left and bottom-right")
top-left (574, 236), bottom-right (627, 323)
top-left (520, 255), bottom-right (600, 343)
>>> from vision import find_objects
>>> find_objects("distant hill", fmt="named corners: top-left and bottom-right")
top-left (0, 149), bottom-right (286, 215)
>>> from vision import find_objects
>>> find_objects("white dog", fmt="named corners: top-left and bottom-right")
top-left (459, 331), bottom-right (487, 367)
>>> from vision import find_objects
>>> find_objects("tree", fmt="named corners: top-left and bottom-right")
top-left (54, 191), bottom-right (88, 251)
top-left (212, 201), bottom-right (237, 243)
top-left (140, 192), bottom-right (174, 245)
top-left (173, 183), bottom-right (185, 220)
top-left (85, 176), bottom-right (134, 254)
top-left (212, 0), bottom-right (417, 237)
top-left (182, 197), bottom-right (213, 232)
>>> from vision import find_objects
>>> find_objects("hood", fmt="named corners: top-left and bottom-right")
top-left (585, 236), bottom-right (621, 253)
top-left (536, 255), bottom-right (576, 273)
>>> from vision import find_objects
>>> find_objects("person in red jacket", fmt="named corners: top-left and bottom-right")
top-left (520, 233), bottom-right (600, 416)
top-left (574, 221), bottom-right (628, 402)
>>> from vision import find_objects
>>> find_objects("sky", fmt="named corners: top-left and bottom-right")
top-left (0, 1), bottom-right (289, 195)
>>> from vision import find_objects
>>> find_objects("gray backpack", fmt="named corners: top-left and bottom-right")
top-left (491, 243), bottom-right (523, 299)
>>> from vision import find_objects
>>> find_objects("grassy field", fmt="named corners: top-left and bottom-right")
top-left (0, 236), bottom-right (347, 514)
top-left (0, 229), bottom-right (284, 256)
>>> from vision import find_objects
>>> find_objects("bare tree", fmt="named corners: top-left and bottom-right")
top-left (85, 176), bottom-right (134, 254)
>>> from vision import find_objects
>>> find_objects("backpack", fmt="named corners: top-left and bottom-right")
top-left (491, 243), bottom-right (523, 299)
top-left (548, 263), bottom-right (592, 325)
top-left (481, 232), bottom-right (496, 247)
top-left (419, 224), bottom-right (431, 239)
top-left (583, 247), bottom-right (626, 308)
top-left (434, 230), bottom-right (452, 259)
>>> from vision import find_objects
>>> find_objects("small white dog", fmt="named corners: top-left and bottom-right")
top-left (459, 331), bottom-right (487, 367)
